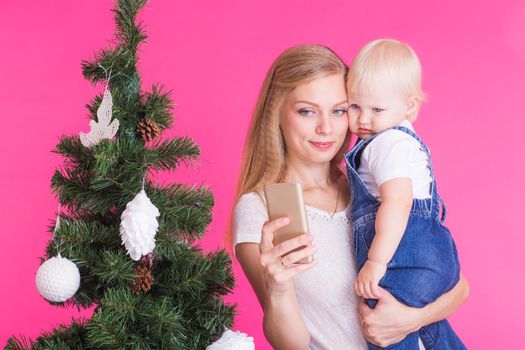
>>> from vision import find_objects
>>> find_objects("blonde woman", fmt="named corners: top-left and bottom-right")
top-left (229, 45), bottom-right (469, 350)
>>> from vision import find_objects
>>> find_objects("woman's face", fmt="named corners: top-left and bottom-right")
top-left (280, 74), bottom-right (349, 165)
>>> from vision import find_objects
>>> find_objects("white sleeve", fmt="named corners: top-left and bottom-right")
top-left (363, 130), bottom-right (419, 187)
top-left (232, 192), bottom-right (269, 255)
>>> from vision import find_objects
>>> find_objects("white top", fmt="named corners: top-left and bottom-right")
top-left (233, 192), bottom-right (368, 350)
top-left (357, 120), bottom-right (432, 199)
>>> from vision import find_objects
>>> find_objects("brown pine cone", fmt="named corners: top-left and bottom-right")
top-left (137, 117), bottom-right (162, 142)
top-left (131, 265), bottom-right (154, 294)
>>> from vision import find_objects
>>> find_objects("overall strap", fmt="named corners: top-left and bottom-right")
top-left (391, 125), bottom-right (447, 222)
top-left (345, 136), bottom-right (384, 211)
top-left (346, 133), bottom-right (382, 169)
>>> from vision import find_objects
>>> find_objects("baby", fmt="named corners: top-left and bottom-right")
top-left (345, 39), bottom-right (466, 349)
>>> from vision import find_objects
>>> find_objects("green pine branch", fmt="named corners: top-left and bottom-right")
top-left (90, 250), bottom-right (137, 288)
top-left (54, 136), bottom-right (95, 169)
top-left (85, 309), bottom-right (128, 349)
top-left (5, 319), bottom-right (89, 350)
top-left (150, 183), bottom-right (214, 242)
top-left (142, 84), bottom-right (174, 129)
top-left (146, 137), bottom-right (200, 171)
top-left (112, 0), bottom-right (148, 52)
top-left (154, 246), bottom-right (234, 299)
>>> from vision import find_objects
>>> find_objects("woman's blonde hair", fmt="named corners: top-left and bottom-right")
top-left (347, 39), bottom-right (426, 102)
top-left (225, 44), bottom-right (349, 249)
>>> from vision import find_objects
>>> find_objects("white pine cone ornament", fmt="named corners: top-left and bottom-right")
top-left (35, 255), bottom-right (81, 302)
top-left (120, 189), bottom-right (160, 261)
top-left (206, 329), bottom-right (255, 350)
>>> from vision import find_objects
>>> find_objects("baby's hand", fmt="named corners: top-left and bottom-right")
top-left (354, 259), bottom-right (387, 299)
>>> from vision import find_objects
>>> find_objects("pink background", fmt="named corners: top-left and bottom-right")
top-left (1, 0), bottom-right (524, 348)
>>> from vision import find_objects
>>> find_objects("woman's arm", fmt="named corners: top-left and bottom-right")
top-left (359, 273), bottom-right (469, 347)
top-left (236, 218), bottom-right (317, 350)
top-left (420, 273), bottom-right (470, 326)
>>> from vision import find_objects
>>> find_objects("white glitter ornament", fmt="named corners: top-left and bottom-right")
top-left (35, 205), bottom-right (81, 302)
top-left (79, 85), bottom-right (119, 147)
top-left (36, 254), bottom-right (81, 302)
top-left (120, 189), bottom-right (160, 261)
top-left (206, 329), bottom-right (255, 350)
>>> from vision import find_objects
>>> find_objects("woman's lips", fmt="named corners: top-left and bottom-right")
top-left (358, 128), bottom-right (373, 134)
top-left (309, 141), bottom-right (335, 150)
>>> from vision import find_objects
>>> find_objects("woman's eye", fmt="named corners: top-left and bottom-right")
top-left (298, 108), bottom-right (315, 117)
top-left (349, 104), bottom-right (360, 110)
top-left (372, 107), bottom-right (385, 113)
top-left (333, 108), bottom-right (348, 117)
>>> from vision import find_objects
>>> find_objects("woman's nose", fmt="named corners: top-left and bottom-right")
top-left (316, 114), bottom-right (332, 135)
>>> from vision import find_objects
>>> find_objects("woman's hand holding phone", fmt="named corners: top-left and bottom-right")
top-left (258, 216), bottom-right (317, 297)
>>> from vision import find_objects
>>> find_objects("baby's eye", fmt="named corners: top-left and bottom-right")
top-left (372, 107), bottom-right (385, 113)
top-left (349, 104), bottom-right (360, 110)
top-left (298, 108), bottom-right (315, 117)
top-left (333, 108), bottom-right (348, 117)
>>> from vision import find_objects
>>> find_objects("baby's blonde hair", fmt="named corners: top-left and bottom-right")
top-left (347, 39), bottom-right (426, 102)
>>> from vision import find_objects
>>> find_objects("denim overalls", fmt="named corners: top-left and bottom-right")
top-left (345, 126), bottom-right (466, 350)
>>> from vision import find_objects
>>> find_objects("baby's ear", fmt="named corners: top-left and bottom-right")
top-left (406, 96), bottom-right (421, 122)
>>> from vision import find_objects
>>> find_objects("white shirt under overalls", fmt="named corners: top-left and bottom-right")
top-left (357, 120), bottom-right (432, 200)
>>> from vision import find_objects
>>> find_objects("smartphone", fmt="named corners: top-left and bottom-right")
top-left (263, 182), bottom-right (313, 264)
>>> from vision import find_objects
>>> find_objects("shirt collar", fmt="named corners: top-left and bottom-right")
top-left (398, 120), bottom-right (415, 131)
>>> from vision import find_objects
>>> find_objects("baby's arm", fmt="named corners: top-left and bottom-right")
top-left (355, 178), bottom-right (413, 299)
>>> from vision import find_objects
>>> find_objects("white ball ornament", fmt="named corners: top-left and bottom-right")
top-left (35, 254), bottom-right (80, 302)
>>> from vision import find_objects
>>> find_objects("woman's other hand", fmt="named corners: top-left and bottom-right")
top-left (359, 274), bottom-right (469, 347)
top-left (358, 286), bottom-right (424, 347)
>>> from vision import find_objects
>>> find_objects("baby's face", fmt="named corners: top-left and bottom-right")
top-left (347, 84), bottom-right (410, 140)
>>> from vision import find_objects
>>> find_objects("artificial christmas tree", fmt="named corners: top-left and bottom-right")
top-left (6, 1), bottom-right (236, 349)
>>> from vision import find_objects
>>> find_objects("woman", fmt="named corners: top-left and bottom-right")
top-left (228, 44), bottom-right (469, 349)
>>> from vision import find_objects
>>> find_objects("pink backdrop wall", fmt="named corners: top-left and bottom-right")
top-left (1, 0), bottom-right (524, 348)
